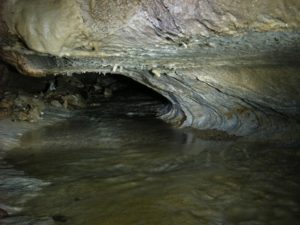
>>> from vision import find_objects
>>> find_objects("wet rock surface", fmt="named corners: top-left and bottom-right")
top-left (0, 67), bottom-right (299, 225)
top-left (0, 65), bottom-right (168, 123)
top-left (0, 2), bottom-right (299, 224)
top-left (0, 208), bottom-right (8, 218)
top-left (0, 66), bottom-right (171, 225)
top-left (0, 1), bottom-right (299, 134)
top-left (0, 104), bottom-right (299, 225)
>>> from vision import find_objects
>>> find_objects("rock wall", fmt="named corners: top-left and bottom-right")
top-left (2, 0), bottom-right (300, 56)
top-left (1, 0), bottom-right (300, 135)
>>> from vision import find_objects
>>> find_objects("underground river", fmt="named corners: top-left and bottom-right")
top-left (1, 96), bottom-right (300, 225)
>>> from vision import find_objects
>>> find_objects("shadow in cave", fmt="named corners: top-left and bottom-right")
top-left (0, 63), bottom-right (171, 119)
top-left (69, 73), bottom-right (171, 117)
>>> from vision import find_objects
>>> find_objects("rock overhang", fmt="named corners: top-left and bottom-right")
top-left (0, 0), bottom-right (300, 135)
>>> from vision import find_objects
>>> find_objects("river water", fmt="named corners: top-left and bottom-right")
top-left (1, 98), bottom-right (300, 225)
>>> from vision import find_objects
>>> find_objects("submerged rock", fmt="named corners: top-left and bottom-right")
top-left (0, 208), bottom-right (8, 218)
top-left (52, 214), bottom-right (68, 223)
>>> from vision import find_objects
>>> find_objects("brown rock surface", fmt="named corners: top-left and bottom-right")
top-left (0, 0), bottom-right (299, 135)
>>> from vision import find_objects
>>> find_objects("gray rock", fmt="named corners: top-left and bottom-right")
top-left (0, 0), bottom-right (299, 135)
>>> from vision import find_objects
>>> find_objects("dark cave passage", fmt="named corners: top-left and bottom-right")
top-left (0, 63), bottom-right (172, 121)
top-left (0, 0), bottom-right (300, 223)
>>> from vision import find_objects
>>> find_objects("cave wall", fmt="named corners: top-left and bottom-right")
top-left (1, 0), bottom-right (300, 56)
top-left (0, 0), bottom-right (300, 135)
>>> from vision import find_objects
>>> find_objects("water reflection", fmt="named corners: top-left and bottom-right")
top-left (2, 107), bottom-right (300, 225)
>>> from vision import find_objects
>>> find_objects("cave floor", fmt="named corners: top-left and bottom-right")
top-left (0, 98), bottom-right (300, 225)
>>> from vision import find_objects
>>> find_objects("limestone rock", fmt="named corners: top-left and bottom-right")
top-left (12, 95), bottom-right (45, 122)
top-left (0, 0), bottom-right (299, 135)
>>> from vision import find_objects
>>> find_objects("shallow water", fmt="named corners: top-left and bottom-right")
top-left (1, 101), bottom-right (300, 225)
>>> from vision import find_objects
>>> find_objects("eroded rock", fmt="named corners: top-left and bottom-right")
top-left (12, 95), bottom-right (45, 122)
top-left (0, 0), bottom-right (299, 135)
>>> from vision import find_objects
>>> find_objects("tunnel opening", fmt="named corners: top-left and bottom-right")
top-left (1, 1), bottom-right (300, 223)
top-left (0, 62), bottom-right (172, 122)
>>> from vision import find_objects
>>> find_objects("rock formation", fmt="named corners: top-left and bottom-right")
top-left (1, 0), bottom-right (300, 135)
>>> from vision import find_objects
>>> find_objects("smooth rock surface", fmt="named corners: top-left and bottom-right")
top-left (0, 0), bottom-right (300, 135)
top-left (1, 104), bottom-right (300, 225)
